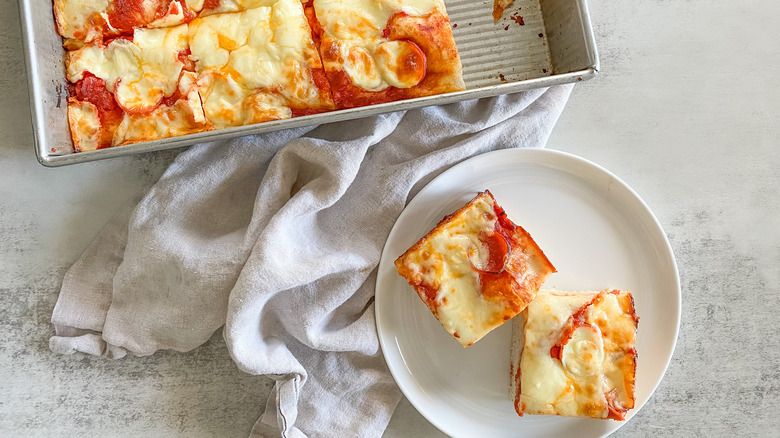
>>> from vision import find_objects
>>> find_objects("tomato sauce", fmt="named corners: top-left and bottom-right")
top-left (290, 107), bottom-right (329, 118)
top-left (382, 12), bottom-right (409, 39)
top-left (202, 0), bottom-right (221, 11)
top-left (605, 392), bottom-right (627, 421)
top-left (548, 296), bottom-right (598, 360)
top-left (180, 1), bottom-right (196, 22)
top-left (472, 201), bottom-right (522, 305)
top-left (418, 284), bottom-right (437, 303)
top-left (161, 89), bottom-right (182, 108)
top-left (513, 365), bottom-right (524, 416)
top-left (178, 49), bottom-right (196, 72)
top-left (303, 0), bottom-right (324, 43)
top-left (107, 0), bottom-right (152, 32)
top-left (69, 73), bottom-right (117, 113)
top-left (69, 73), bottom-right (125, 148)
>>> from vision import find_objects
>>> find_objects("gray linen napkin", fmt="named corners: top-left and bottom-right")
top-left (50, 85), bottom-right (573, 437)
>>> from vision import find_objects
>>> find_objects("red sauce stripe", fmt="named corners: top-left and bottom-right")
top-left (107, 0), bottom-right (153, 32)
top-left (549, 294), bottom-right (600, 360)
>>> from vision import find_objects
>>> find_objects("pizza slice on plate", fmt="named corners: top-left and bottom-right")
top-left (305, 0), bottom-right (465, 109)
top-left (395, 191), bottom-right (556, 347)
top-left (510, 289), bottom-right (639, 420)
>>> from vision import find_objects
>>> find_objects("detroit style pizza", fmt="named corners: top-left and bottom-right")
top-left (64, 0), bottom-right (334, 150)
top-left (394, 191), bottom-right (556, 347)
top-left (306, 0), bottom-right (464, 108)
top-left (53, 0), bottom-right (466, 151)
top-left (510, 289), bottom-right (639, 420)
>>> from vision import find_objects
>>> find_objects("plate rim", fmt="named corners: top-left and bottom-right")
top-left (375, 147), bottom-right (681, 437)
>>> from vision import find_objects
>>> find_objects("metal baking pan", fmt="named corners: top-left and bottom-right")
top-left (18, 0), bottom-right (599, 167)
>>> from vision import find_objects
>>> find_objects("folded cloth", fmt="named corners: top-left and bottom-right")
top-left (50, 85), bottom-right (573, 438)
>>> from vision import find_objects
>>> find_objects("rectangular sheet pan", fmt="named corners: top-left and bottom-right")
top-left (18, 0), bottom-right (599, 167)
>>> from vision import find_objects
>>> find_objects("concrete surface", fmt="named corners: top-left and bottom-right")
top-left (1, 0), bottom-right (778, 436)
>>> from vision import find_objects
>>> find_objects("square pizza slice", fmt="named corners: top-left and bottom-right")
top-left (395, 191), bottom-right (556, 347)
top-left (510, 290), bottom-right (639, 420)
top-left (305, 0), bottom-right (465, 109)
top-left (65, 25), bottom-right (207, 151)
top-left (64, 0), bottom-right (334, 151)
top-left (187, 0), bottom-right (335, 128)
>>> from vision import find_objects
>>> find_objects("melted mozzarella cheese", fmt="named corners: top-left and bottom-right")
top-left (113, 99), bottom-right (206, 146)
top-left (185, 0), bottom-right (205, 12)
top-left (400, 195), bottom-right (509, 346)
top-left (197, 72), bottom-right (291, 128)
top-left (518, 291), bottom-right (594, 416)
top-left (134, 24), bottom-right (190, 52)
top-left (111, 62), bottom-right (208, 145)
top-left (188, 1), bottom-right (330, 124)
top-left (341, 46), bottom-right (383, 91)
top-left (586, 293), bottom-right (638, 410)
top-left (189, 8), bottom-right (270, 73)
top-left (189, 3), bottom-right (314, 90)
top-left (515, 290), bottom-right (637, 418)
top-left (561, 326), bottom-right (605, 377)
top-left (53, 0), bottom-right (109, 40)
top-left (67, 100), bottom-right (102, 152)
top-left (66, 26), bottom-right (187, 112)
top-left (315, 0), bottom-right (442, 38)
top-left (375, 41), bottom-right (426, 89)
top-left (314, 0), bottom-right (442, 90)
top-left (242, 93), bottom-right (293, 123)
top-left (179, 71), bottom-right (207, 124)
top-left (197, 72), bottom-right (249, 127)
top-left (66, 45), bottom-right (108, 82)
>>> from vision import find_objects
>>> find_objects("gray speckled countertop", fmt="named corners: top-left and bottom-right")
top-left (2, 0), bottom-right (779, 436)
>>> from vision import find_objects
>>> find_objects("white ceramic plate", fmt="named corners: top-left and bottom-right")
top-left (375, 148), bottom-right (680, 437)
